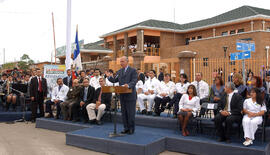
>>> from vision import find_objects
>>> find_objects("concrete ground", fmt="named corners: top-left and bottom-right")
top-left (0, 122), bottom-right (186, 155)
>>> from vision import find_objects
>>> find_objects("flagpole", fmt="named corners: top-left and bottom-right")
top-left (65, 0), bottom-right (72, 70)
top-left (52, 12), bottom-right (57, 65)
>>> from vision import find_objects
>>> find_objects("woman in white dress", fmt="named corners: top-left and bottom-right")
top-left (242, 87), bottom-right (267, 146)
top-left (177, 84), bottom-right (200, 136)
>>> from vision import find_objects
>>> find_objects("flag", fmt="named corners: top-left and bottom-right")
top-left (73, 27), bottom-right (82, 71)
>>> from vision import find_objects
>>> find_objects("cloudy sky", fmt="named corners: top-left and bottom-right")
top-left (0, 0), bottom-right (269, 64)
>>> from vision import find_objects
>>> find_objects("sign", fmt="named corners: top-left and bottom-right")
top-left (44, 65), bottom-right (67, 98)
top-left (230, 51), bottom-right (251, 61)
top-left (56, 40), bottom-right (84, 57)
top-left (236, 42), bottom-right (255, 52)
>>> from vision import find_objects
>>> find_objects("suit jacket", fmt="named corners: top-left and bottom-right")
top-left (108, 66), bottom-right (137, 101)
top-left (79, 86), bottom-right (96, 104)
top-left (63, 76), bottom-right (72, 88)
top-left (30, 76), bottom-right (48, 99)
top-left (218, 92), bottom-right (243, 116)
top-left (96, 87), bottom-right (112, 110)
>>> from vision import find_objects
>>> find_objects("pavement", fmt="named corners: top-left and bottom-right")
top-left (0, 122), bottom-right (185, 155)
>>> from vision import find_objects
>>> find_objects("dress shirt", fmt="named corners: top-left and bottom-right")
top-left (266, 81), bottom-right (270, 94)
top-left (157, 81), bottom-right (175, 98)
top-left (90, 76), bottom-right (101, 90)
top-left (227, 92), bottom-right (234, 112)
top-left (136, 80), bottom-right (144, 91)
top-left (191, 80), bottom-right (209, 99)
top-left (143, 77), bottom-right (160, 94)
top-left (83, 87), bottom-right (89, 102)
top-left (175, 82), bottom-right (190, 94)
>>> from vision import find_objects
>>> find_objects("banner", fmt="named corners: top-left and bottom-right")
top-left (44, 65), bottom-right (67, 98)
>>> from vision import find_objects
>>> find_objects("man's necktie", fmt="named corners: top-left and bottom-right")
top-left (38, 77), bottom-right (42, 92)
top-left (197, 82), bottom-right (200, 97)
top-left (58, 86), bottom-right (62, 91)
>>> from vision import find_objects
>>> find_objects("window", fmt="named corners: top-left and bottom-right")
top-left (266, 27), bottom-right (270, 31)
top-left (203, 57), bottom-right (208, 67)
top-left (221, 31), bottom-right (228, 36)
top-left (185, 38), bottom-right (190, 45)
top-left (238, 29), bottom-right (244, 33)
top-left (230, 30), bottom-right (236, 35)
top-left (197, 36), bottom-right (202, 39)
top-left (192, 37), bottom-right (196, 40)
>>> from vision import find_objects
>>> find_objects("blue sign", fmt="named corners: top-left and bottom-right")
top-left (236, 42), bottom-right (255, 52)
top-left (230, 51), bottom-right (251, 61)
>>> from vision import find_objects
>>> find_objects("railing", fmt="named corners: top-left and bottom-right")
top-left (117, 47), bottom-right (160, 57)
top-left (191, 57), bottom-right (267, 86)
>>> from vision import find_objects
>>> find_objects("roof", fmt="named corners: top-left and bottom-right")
top-left (101, 5), bottom-right (270, 37)
top-left (82, 41), bottom-right (113, 53)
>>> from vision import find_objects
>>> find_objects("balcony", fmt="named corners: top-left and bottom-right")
top-left (117, 47), bottom-right (160, 57)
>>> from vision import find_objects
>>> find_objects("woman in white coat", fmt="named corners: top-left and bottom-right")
top-left (242, 87), bottom-right (267, 146)
top-left (177, 84), bottom-right (200, 136)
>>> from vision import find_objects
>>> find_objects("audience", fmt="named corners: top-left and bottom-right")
top-left (191, 72), bottom-right (209, 105)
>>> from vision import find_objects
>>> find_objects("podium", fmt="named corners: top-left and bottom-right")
top-left (102, 86), bottom-right (132, 137)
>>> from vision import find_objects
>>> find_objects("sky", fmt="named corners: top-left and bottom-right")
top-left (0, 0), bottom-right (270, 64)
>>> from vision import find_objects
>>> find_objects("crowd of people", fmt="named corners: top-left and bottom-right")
top-left (0, 65), bottom-right (269, 146)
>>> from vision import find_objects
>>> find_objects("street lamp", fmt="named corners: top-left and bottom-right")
top-left (223, 46), bottom-right (228, 82)
top-left (265, 46), bottom-right (270, 69)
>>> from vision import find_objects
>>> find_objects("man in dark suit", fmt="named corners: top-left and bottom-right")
top-left (63, 69), bottom-right (72, 88)
top-left (214, 82), bottom-right (243, 143)
top-left (30, 68), bottom-right (48, 122)
top-left (107, 56), bottom-right (137, 134)
top-left (71, 78), bottom-right (95, 123)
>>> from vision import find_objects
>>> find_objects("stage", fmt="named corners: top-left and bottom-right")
top-left (36, 113), bottom-right (270, 155)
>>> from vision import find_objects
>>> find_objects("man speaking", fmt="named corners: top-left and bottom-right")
top-left (107, 56), bottom-right (137, 134)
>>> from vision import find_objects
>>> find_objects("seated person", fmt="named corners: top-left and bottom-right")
top-left (0, 73), bottom-right (8, 107)
top-left (177, 84), bottom-right (200, 136)
top-left (233, 73), bottom-right (247, 99)
top-left (45, 78), bottom-right (69, 119)
top-left (214, 82), bottom-right (243, 143)
top-left (191, 72), bottom-right (209, 105)
top-left (242, 88), bottom-right (266, 146)
top-left (71, 78), bottom-right (95, 123)
top-left (167, 73), bottom-right (190, 118)
top-left (60, 79), bottom-right (81, 120)
top-left (154, 73), bottom-right (175, 116)
top-left (6, 75), bottom-right (19, 111)
top-left (247, 76), bottom-right (265, 98)
top-left (86, 77), bottom-right (112, 125)
top-left (136, 72), bottom-right (145, 95)
top-left (137, 70), bottom-right (160, 115)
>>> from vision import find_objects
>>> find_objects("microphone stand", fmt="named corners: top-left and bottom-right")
top-left (109, 75), bottom-right (125, 138)
top-left (9, 87), bottom-right (28, 124)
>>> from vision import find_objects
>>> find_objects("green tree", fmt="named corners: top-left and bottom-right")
top-left (17, 54), bottom-right (34, 70)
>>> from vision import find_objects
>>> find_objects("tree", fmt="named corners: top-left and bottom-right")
top-left (17, 54), bottom-right (34, 70)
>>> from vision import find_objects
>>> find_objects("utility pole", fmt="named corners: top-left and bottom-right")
top-left (3, 48), bottom-right (5, 65)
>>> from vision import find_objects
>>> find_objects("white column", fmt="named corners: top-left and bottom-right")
top-left (213, 28), bottom-right (216, 37)
top-left (262, 21), bottom-right (266, 31)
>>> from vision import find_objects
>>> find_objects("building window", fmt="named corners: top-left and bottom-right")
top-left (185, 38), bottom-right (190, 45)
top-left (230, 30), bottom-right (236, 35)
top-left (197, 36), bottom-right (202, 39)
top-left (203, 57), bottom-right (208, 66)
top-left (238, 29), bottom-right (244, 33)
top-left (266, 27), bottom-right (270, 31)
top-left (192, 37), bottom-right (196, 40)
top-left (221, 31), bottom-right (228, 36)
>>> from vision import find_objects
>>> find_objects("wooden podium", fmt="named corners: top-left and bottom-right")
top-left (102, 86), bottom-right (132, 137)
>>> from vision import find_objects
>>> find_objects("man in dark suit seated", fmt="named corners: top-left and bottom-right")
top-left (71, 78), bottom-right (95, 123)
top-left (86, 77), bottom-right (112, 125)
top-left (214, 82), bottom-right (243, 143)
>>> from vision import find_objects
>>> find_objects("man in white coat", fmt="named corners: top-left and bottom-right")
top-left (45, 78), bottom-right (69, 119)
top-left (137, 70), bottom-right (160, 115)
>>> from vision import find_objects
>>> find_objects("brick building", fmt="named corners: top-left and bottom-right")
top-left (100, 5), bottom-right (270, 82)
